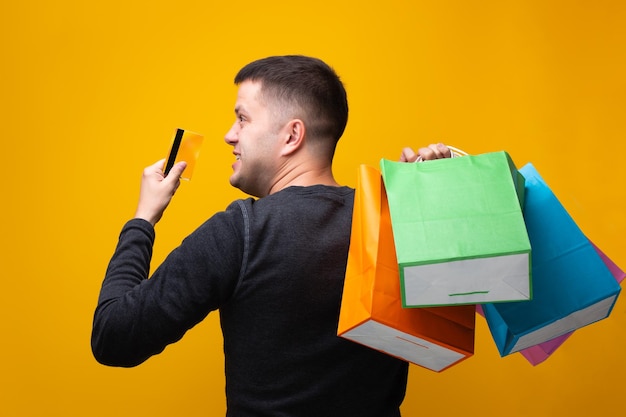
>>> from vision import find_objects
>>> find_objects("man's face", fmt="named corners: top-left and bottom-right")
top-left (224, 80), bottom-right (284, 197)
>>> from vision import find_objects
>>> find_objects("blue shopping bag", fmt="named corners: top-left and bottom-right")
top-left (482, 163), bottom-right (621, 356)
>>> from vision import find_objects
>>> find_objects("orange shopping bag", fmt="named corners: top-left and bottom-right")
top-left (337, 165), bottom-right (475, 372)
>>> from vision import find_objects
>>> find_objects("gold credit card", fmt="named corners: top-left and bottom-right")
top-left (164, 128), bottom-right (203, 180)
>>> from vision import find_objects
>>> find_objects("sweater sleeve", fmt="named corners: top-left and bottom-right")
top-left (91, 206), bottom-right (245, 367)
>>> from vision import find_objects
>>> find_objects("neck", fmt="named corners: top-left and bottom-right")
top-left (268, 158), bottom-right (339, 195)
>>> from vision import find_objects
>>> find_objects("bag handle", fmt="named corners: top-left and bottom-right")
top-left (415, 145), bottom-right (469, 162)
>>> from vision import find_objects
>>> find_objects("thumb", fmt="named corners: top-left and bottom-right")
top-left (166, 161), bottom-right (188, 179)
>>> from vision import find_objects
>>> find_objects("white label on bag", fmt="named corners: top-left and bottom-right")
top-left (510, 294), bottom-right (619, 353)
top-left (402, 252), bottom-right (531, 307)
top-left (342, 320), bottom-right (466, 372)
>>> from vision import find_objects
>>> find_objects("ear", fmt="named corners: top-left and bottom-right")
top-left (280, 119), bottom-right (306, 156)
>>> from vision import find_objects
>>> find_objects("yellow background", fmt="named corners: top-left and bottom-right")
top-left (2, 1), bottom-right (624, 416)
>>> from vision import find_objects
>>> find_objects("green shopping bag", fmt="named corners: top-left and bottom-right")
top-left (380, 151), bottom-right (531, 307)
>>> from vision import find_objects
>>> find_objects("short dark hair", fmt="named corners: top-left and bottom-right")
top-left (234, 55), bottom-right (348, 144)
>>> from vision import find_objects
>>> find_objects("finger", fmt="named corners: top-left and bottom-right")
top-left (419, 143), bottom-right (452, 160)
top-left (417, 146), bottom-right (438, 161)
top-left (436, 143), bottom-right (452, 158)
top-left (399, 147), bottom-right (419, 162)
top-left (428, 144), bottom-right (445, 159)
top-left (142, 159), bottom-right (166, 180)
top-left (151, 159), bottom-right (167, 172)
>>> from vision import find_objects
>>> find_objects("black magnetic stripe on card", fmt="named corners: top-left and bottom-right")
top-left (165, 128), bottom-right (185, 176)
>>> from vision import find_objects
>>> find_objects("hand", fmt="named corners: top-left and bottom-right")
top-left (134, 159), bottom-right (187, 226)
top-left (399, 143), bottom-right (452, 162)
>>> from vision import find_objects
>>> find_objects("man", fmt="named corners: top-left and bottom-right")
top-left (92, 55), bottom-right (451, 416)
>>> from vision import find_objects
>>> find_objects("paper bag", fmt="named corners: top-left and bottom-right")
top-left (482, 163), bottom-right (621, 356)
top-left (517, 242), bottom-right (625, 365)
top-left (338, 165), bottom-right (475, 372)
top-left (379, 151), bottom-right (531, 307)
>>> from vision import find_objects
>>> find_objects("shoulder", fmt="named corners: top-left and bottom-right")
top-left (183, 198), bottom-right (256, 246)
top-left (247, 185), bottom-right (355, 232)
top-left (258, 185), bottom-right (354, 207)
top-left (189, 186), bottom-right (355, 240)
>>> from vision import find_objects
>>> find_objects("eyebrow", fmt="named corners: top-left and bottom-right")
top-left (235, 105), bottom-right (252, 120)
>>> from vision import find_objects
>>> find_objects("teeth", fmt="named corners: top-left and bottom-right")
top-left (235, 155), bottom-right (240, 160)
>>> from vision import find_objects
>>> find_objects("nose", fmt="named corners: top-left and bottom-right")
top-left (224, 122), bottom-right (238, 145)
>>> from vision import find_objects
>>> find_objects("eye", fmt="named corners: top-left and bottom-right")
top-left (237, 114), bottom-right (247, 126)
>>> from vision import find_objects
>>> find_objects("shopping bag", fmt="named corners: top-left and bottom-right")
top-left (517, 242), bottom-right (625, 365)
top-left (338, 165), bottom-right (475, 372)
top-left (379, 151), bottom-right (531, 307)
top-left (482, 163), bottom-right (621, 356)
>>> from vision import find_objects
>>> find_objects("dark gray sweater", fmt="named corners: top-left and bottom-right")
top-left (92, 185), bottom-right (408, 417)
